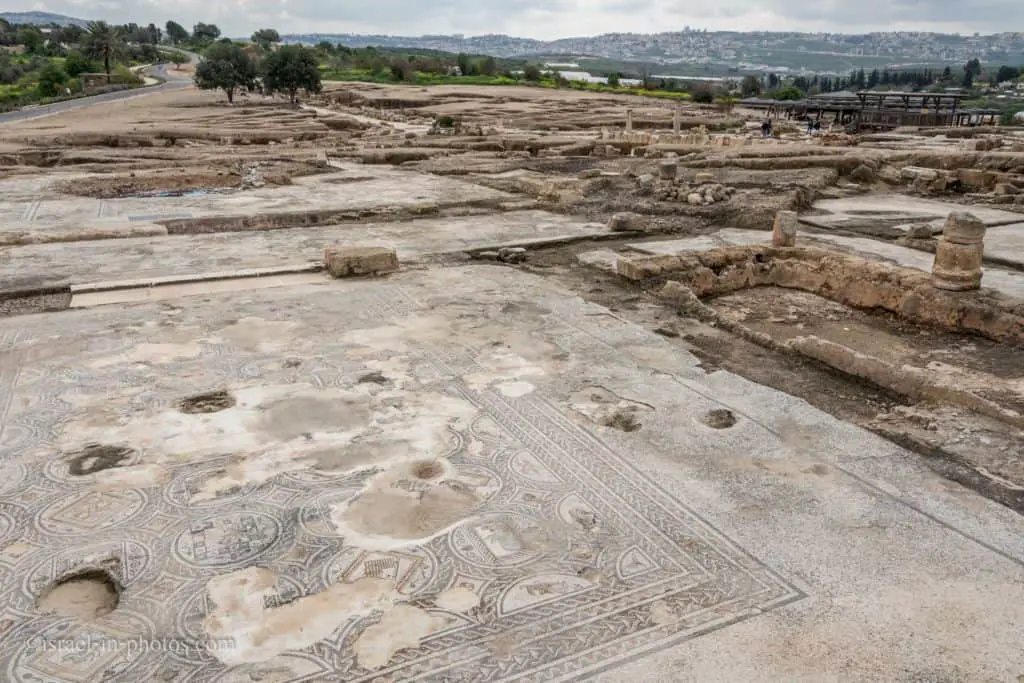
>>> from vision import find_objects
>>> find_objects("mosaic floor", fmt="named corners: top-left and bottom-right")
top-left (0, 267), bottom-right (801, 682)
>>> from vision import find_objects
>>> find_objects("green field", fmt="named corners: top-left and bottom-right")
top-left (319, 66), bottom-right (692, 101)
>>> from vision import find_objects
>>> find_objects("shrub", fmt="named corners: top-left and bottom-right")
top-left (692, 89), bottom-right (714, 104)
top-left (64, 51), bottom-right (96, 78)
top-left (36, 62), bottom-right (68, 97)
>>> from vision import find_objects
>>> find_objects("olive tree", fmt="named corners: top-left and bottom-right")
top-left (262, 45), bottom-right (321, 104)
top-left (194, 41), bottom-right (257, 103)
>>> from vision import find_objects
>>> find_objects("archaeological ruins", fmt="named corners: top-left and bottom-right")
top-left (0, 78), bottom-right (1021, 681)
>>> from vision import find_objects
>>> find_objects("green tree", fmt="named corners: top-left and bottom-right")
top-left (607, 72), bottom-right (620, 87)
top-left (165, 21), bottom-right (189, 44)
top-left (775, 85), bottom-right (804, 101)
top-left (522, 63), bottom-right (541, 81)
top-left (36, 62), bottom-right (68, 97)
top-left (740, 74), bottom-right (761, 97)
top-left (16, 26), bottom-right (44, 54)
top-left (84, 21), bottom-right (125, 84)
top-left (251, 28), bottom-right (280, 49)
top-left (389, 58), bottom-right (413, 81)
top-left (194, 41), bottom-right (257, 103)
top-left (144, 23), bottom-right (162, 44)
top-left (64, 50), bottom-right (97, 78)
top-left (262, 44), bottom-right (321, 104)
top-left (192, 23), bottom-right (221, 42)
top-left (996, 65), bottom-right (1020, 83)
top-left (479, 56), bottom-right (497, 76)
top-left (456, 53), bottom-right (474, 76)
top-left (999, 107), bottom-right (1022, 125)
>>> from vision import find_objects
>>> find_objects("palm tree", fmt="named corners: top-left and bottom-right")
top-left (84, 21), bottom-right (124, 84)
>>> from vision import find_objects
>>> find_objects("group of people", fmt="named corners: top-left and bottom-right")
top-left (760, 116), bottom-right (823, 138)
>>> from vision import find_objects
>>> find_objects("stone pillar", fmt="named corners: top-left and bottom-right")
top-left (772, 211), bottom-right (799, 247)
top-left (932, 212), bottom-right (986, 291)
top-left (673, 109), bottom-right (681, 134)
top-left (625, 109), bottom-right (633, 133)
top-left (659, 160), bottom-right (677, 180)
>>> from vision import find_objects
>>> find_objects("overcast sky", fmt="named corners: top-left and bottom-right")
top-left (6, 0), bottom-right (1022, 39)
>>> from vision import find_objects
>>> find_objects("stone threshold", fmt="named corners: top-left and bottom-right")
top-left (70, 271), bottom-right (327, 308)
top-left (69, 263), bottom-right (324, 294)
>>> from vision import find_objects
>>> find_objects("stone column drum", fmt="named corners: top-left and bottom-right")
top-left (625, 109), bottom-right (633, 133)
top-left (659, 160), bottom-right (677, 180)
top-left (932, 212), bottom-right (986, 291)
top-left (772, 211), bottom-right (799, 247)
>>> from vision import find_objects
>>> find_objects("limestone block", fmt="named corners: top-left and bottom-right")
top-left (932, 241), bottom-right (983, 290)
top-left (906, 223), bottom-right (936, 240)
top-left (848, 164), bottom-right (875, 183)
top-left (607, 212), bottom-right (644, 231)
top-left (772, 210), bottom-right (799, 247)
top-left (941, 212), bottom-right (986, 245)
top-left (686, 193), bottom-right (703, 205)
top-left (324, 246), bottom-right (399, 278)
top-left (694, 172), bottom-right (715, 185)
top-left (659, 160), bottom-right (678, 180)
top-left (957, 168), bottom-right (990, 190)
top-left (994, 182), bottom-right (1020, 196)
top-left (315, 150), bottom-right (328, 167)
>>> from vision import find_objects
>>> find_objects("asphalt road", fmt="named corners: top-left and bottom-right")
top-left (0, 51), bottom-right (198, 125)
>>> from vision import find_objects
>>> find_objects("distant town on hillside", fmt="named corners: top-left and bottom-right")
top-left (283, 30), bottom-right (1024, 75)
top-left (0, 11), bottom-right (87, 28)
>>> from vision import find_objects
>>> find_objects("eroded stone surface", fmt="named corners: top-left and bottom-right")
top-left (0, 266), bottom-right (1020, 683)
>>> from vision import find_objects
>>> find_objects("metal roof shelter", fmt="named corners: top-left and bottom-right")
top-left (739, 90), bottom-right (999, 130)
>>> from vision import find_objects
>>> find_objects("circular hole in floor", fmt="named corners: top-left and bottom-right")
top-left (701, 409), bottom-right (737, 429)
top-left (66, 444), bottom-right (134, 476)
top-left (178, 389), bottom-right (236, 414)
top-left (36, 569), bottom-right (121, 620)
top-left (412, 460), bottom-right (444, 480)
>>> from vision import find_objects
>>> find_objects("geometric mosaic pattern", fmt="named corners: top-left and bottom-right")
top-left (0, 278), bottom-right (802, 681)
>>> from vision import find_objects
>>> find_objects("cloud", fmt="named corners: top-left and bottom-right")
top-left (5, 0), bottom-right (1023, 39)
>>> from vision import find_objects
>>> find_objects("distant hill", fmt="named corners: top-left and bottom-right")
top-left (285, 30), bottom-right (1024, 75)
top-left (0, 11), bottom-right (89, 27)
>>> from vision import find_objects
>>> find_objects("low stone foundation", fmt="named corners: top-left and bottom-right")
top-left (616, 245), bottom-right (1024, 343)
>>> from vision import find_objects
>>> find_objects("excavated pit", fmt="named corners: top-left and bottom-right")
top-left (177, 389), bottom-right (236, 414)
top-left (65, 444), bottom-right (135, 475)
top-left (615, 245), bottom-right (1024, 432)
top-left (36, 569), bottom-right (121, 620)
top-left (618, 245), bottom-right (1024, 343)
top-left (702, 409), bottom-right (738, 429)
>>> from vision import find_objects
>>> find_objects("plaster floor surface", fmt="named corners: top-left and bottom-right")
top-left (0, 265), bottom-right (1020, 681)
top-left (807, 195), bottom-right (1023, 230)
top-left (0, 211), bottom-right (606, 290)
top-left (0, 165), bottom-right (512, 243)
